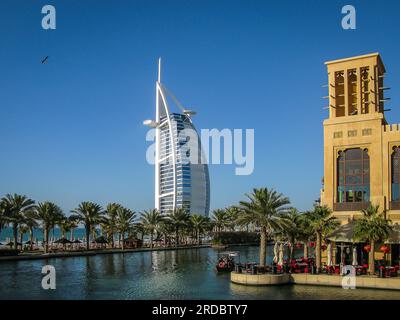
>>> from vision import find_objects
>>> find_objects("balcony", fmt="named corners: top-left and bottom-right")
top-left (390, 201), bottom-right (400, 210)
top-left (333, 202), bottom-right (371, 211)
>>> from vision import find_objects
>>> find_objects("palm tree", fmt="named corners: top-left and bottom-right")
top-left (131, 222), bottom-right (146, 242)
top-left (58, 216), bottom-right (76, 249)
top-left (59, 217), bottom-right (74, 239)
top-left (0, 202), bottom-right (6, 236)
top-left (24, 210), bottom-right (39, 251)
top-left (155, 219), bottom-right (171, 247)
top-left (35, 202), bottom-right (63, 253)
top-left (307, 205), bottom-right (339, 272)
top-left (354, 205), bottom-right (392, 274)
top-left (190, 214), bottom-right (210, 245)
top-left (18, 225), bottom-right (29, 250)
top-left (140, 209), bottom-right (163, 248)
top-left (280, 208), bottom-right (303, 262)
top-left (104, 203), bottom-right (121, 248)
top-left (211, 209), bottom-right (230, 234)
top-left (166, 208), bottom-right (190, 247)
top-left (237, 188), bottom-right (291, 267)
top-left (297, 213), bottom-right (314, 259)
top-left (225, 206), bottom-right (240, 231)
top-left (116, 207), bottom-right (136, 250)
top-left (70, 202), bottom-right (104, 251)
top-left (234, 206), bottom-right (253, 232)
top-left (67, 217), bottom-right (78, 242)
top-left (0, 194), bottom-right (35, 249)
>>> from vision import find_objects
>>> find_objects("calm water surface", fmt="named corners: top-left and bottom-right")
top-left (1, 246), bottom-right (400, 300)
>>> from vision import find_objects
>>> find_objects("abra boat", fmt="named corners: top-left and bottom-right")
top-left (215, 251), bottom-right (239, 272)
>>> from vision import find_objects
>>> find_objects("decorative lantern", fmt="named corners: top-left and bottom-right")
top-left (296, 243), bottom-right (302, 249)
top-left (364, 244), bottom-right (371, 252)
top-left (309, 242), bottom-right (316, 248)
top-left (321, 244), bottom-right (327, 251)
top-left (380, 245), bottom-right (390, 254)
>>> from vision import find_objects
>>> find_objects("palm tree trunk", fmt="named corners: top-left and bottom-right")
top-left (289, 238), bottom-right (294, 262)
top-left (70, 228), bottom-right (74, 242)
top-left (369, 240), bottom-right (375, 274)
top-left (86, 227), bottom-right (90, 250)
top-left (259, 227), bottom-right (266, 267)
top-left (111, 229), bottom-right (114, 248)
top-left (197, 230), bottom-right (200, 246)
top-left (29, 228), bottom-right (34, 251)
top-left (13, 224), bottom-right (18, 250)
top-left (121, 231), bottom-right (125, 251)
top-left (44, 228), bottom-right (49, 254)
top-left (316, 232), bottom-right (322, 272)
top-left (175, 227), bottom-right (179, 247)
top-left (150, 232), bottom-right (154, 248)
top-left (19, 232), bottom-right (23, 251)
top-left (303, 241), bottom-right (308, 258)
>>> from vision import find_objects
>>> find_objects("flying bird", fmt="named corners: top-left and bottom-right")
top-left (41, 56), bottom-right (49, 64)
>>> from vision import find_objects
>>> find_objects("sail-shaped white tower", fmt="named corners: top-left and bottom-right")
top-left (144, 59), bottom-right (210, 216)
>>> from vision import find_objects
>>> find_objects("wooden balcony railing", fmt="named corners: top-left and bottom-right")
top-left (389, 201), bottom-right (400, 210)
top-left (333, 202), bottom-right (371, 211)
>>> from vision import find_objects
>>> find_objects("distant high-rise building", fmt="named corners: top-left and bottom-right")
top-left (144, 59), bottom-right (210, 216)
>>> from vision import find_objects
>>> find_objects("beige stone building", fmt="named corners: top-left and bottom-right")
top-left (319, 53), bottom-right (400, 265)
top-left (321, 53), bottom-right (400, 224)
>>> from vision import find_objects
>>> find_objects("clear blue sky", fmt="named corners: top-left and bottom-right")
top-left (1, 0), bottom-right (400, 214)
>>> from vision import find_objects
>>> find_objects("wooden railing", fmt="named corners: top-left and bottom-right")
top-left (389, 201), bottom-right (400, 210)
top-left (333, 202), bottom-right (371, 211)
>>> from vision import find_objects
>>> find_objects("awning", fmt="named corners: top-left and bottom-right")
top-left (327, 221), bottom-right (360, 243)
top-left (327, 222), bottom-right (400, 244)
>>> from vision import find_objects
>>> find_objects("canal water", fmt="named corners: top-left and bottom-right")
top-left (0, 246), bottom-right (400, 299)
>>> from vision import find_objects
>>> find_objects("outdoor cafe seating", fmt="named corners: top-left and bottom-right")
top-left (290, 257), bottom-right (314, 273)
top-left (376, 260), bottom-right (399, 277)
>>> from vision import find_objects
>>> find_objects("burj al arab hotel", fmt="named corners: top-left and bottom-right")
top-left (144, 59), bottom-right (210, 216)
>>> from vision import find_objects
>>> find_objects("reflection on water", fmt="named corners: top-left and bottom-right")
top-left (0, 246), bottom-right (399, 300)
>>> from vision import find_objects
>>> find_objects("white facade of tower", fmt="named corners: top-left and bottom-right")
top-left (145, 59), bottom-right (210, 216)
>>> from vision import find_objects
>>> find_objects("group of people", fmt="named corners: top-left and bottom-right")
top-left (217, 256), bottom-right (235, 270)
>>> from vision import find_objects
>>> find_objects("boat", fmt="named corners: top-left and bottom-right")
top-left (215, 251), bottom-right (239, 272)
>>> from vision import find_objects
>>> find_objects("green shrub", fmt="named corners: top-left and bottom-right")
top-left (212, 231), bottom-right (259, 245)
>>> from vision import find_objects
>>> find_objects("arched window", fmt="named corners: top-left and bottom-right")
top-left (391, 147), bottom-right (400, 201)
top-left (337, 148), bottom-right (370, 203)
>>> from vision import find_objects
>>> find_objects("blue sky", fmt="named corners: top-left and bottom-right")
top-left (1, 0), bottom-right (400, 214)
